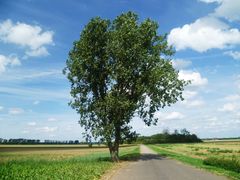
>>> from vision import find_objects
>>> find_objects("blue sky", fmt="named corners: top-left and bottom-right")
top-left (0, 0), bottom-right (239, 141)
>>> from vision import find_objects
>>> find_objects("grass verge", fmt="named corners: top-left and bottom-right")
top-left (0, 146), bottom-right (140, 180)
top-left (148, 145), bottom-right (240, 180)
top-left (203, 156), bottom-right (240, 173)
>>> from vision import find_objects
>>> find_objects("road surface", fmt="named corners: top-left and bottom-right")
top-left (110, 145), bottom-right (227, 180)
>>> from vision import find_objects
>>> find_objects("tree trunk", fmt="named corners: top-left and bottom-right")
top-left (109, 145), bottom-right (119, 162)
top-left (107, 123), bottom-right (121, 162)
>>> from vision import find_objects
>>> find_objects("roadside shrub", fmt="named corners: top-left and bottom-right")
top-left (203, 156), bottom-right (240, 173)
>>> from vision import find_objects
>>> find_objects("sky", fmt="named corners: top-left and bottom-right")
top-left (0, 0), bottom-right (239, 141)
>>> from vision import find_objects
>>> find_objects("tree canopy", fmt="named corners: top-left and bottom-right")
top-left (64, 11), bottom-right (187, 161)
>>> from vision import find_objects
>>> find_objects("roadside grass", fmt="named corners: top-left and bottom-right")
top-left (203, 156), bottom-right (240, 173)
top-left (0, 145), bottom-right (140, 180)
top-left (148, 144), bottom-right (240, 180)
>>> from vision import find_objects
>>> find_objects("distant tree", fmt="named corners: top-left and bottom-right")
top-left (174, 129), bottom-right (179, 135)
top-left (180, 128), bottom-right (190, 135)
top-left (64, 12), bottom-right (187, 162)
top-left (162, 128), bottom-right (170, 135)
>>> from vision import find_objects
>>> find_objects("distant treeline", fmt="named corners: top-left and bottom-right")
top-left (137, 129), bottom-right (202, 144)
top-left (0, 138), bottom-right (82, 144)
top-left (203, 137), bottom-right (240, 141)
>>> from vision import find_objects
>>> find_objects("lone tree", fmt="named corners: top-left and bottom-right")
top-left (64, 12), bottom-right (187, 162)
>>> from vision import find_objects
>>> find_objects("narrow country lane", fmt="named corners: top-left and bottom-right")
top-left (110, 145), bottom-right (228, 180)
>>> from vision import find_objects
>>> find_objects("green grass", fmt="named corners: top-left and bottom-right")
top-left (148, 144), bottom-right (240, 180)
top-left (0, 146), bottom-right (140, 180)
top-left (203, 156), bottom-right (240, 173)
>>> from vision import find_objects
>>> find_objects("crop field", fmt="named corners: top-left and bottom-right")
top-left (0, 144), bottom-right (140, 180)
top-left (148, 141), bottom-right (240, 180)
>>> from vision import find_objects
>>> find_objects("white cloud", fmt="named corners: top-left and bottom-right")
top-left (224, 94), bottom-right (240, 101)
top-left (199, 0), bottom-right (240, 22)
top-left (198, 0), bottom-right (222, 3)
top-left (183, 90), bottom-right (198, 99)
top-left (168, 16), bottom-right (240, 52)
top-left (27, 122), bottom-right (36, 126)
top-left (179, 70), bottom-right (208, 87)
top-left (224, 51), bottom-right (240, 60)
top-left (0, 54), bottom-right (21, 73)
top-left (214, 0), bottom-right (240, 21)
top-left (155, 111), bottom-right (185, 121)
top-left (0, 86), bottom-right (69, 101)
top-left (171, 59), bottom-right (192, 69)
top-left (183, 99), bottom-right (205, 107)
top-left (26, 47), bottom-right (49, 57)
top-left (48, 117), bottom-right (57, 122)
top-left (8, 108), bottom-right (24, 115)
top-left (164, 112), bottom-right (185, 120)
top-left (21, 130), bottom-right (29, 134)
top-left (0, 19), bottom-right (54, 57)
top-left (181, 90), bottom-right (205, 107)
top-left (218, 103), bottom-right (238, 112)
top-left (207, 116), bottom-right (218, 121)
top-left (33, 100), bottom-right (40, 105)
top-left (37, 126), bottom-right (58, 133)
top-left (0, 106), bottom-right (3, 111)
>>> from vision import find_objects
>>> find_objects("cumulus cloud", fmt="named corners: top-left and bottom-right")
top-left (181, 90), bottom-right (204, 108)
top-left (0, 19), bottom-right (54, 57)
top-left (47, 117), bottom-right (57, 122)
top-left (218, 103), bottom-right (238, 112)
top-left (182, 99), bottom-right (205, 108)
top-left (8, 108), bottom-right (24, 115)
top-left (155, 111), bottom-right (185, 121)
top-left (33, 100), bottom-right (40, 105)
top-left (37, 126), bottom-right (58, 133)
top-left (179, 70), bottom-right (208, 87)
top-left (27, 122), bottom-right (36, 126)
top-left (224, 51), bottom-right (240, 60)
top-left (168, 16), bottom-right (240, 52)
top-left (224, 94), bottom-right (240, 101)
top-left (198, 0), bottom-right (222, 3)
top-left (199, 0), bottom-right (240, 21)
top-left (215, 0), bottom-right (240, 21)
top-left (21, 130), bottom-right (29, 134)
top-left (183, 90), bottom-right (198, 99)
top-left (171, 59), bottom-right (192, 69)
top-left (0, 54), bottom-right (21, 73)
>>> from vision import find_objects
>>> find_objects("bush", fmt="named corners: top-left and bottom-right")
top-left (203, 156), bottom-right (240, 173)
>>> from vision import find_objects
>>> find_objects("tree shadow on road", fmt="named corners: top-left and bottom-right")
top-left (97, 153), bottom-right (166, 162)
top-left (139, 153), bottom-right (166, 161)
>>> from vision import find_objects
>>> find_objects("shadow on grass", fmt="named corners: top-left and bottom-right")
top-left (97, 152), bottom-right (140, 162)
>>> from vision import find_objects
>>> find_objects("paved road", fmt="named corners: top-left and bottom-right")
top-left (110, 145), bottom-right (228, 180)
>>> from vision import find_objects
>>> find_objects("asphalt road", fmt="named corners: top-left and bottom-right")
top-left (110, 145), bottom-right (228, 180)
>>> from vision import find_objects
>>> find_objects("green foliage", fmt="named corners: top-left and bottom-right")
top-left (137, 129), bottom-right (202, 144)
top-left (63, 11), bottom-right (187, 157)
top-left (203, 156), bottom-right (240, 173)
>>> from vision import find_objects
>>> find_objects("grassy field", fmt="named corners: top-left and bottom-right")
top-left (148, 141), bottom-right (240, 180)
top-left (0, 144), bottom-right (140, 180)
